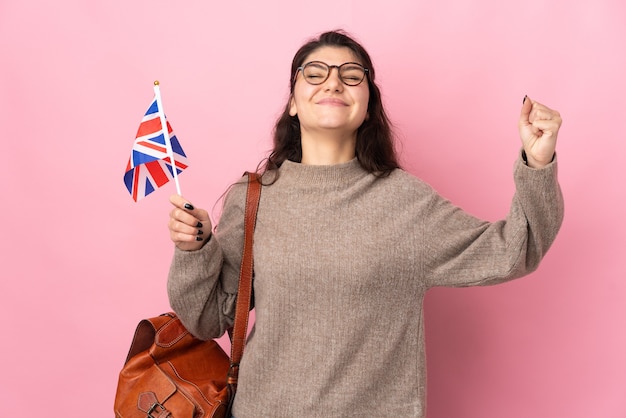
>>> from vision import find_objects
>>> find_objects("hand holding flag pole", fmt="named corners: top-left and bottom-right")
top-left (124, 81), bottom-right (189, 201)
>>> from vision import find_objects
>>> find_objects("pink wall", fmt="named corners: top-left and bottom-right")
top-left (1, 1), bottom-right (624, 416)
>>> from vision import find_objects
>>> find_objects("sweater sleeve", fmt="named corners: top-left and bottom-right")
top-left (423, 153), bottom-right (564, 288)
top-left (167, 179), bottom-right (248, 340)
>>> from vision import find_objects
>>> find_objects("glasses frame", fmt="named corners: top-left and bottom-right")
top-left (295, 61), bottom-right (369, 87)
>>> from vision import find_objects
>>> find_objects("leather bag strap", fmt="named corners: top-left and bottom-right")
top-left (228, 172), bottom-right (261, 387)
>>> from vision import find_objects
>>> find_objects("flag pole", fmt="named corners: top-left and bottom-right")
top-left (153, 80), bottom-right (182, 196)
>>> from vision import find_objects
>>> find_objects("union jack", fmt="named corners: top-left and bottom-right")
top-left (124, 85), bottom-right (188, 201)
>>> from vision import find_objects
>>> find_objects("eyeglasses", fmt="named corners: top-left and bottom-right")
top-left (295, 61), bottom-right (369, 86)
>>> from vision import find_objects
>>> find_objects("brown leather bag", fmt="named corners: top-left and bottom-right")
top-left (114, 173), bottom-right (261, 417)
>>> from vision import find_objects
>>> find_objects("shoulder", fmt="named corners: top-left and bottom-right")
top-left (221, 174), bottom-right (250, 212)
top-left (382, 168), bottom-right (437, 195)
top-left (360, 168), bottom-right (440, 211)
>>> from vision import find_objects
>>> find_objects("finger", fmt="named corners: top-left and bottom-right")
top-left (169, 213), bottom-right (201, 234)
top-left (169, 225), bottom-right (204, 243)
top-left (528, 100), bottom-right (560, 121)
top-left (527, 100), bottom-right (554, 112)
top-left (170, 229), bottom-right (205, 251)
top-left (169, 216), bottom-right (207, 246)
top-left (531, 119), bottom-right (561, 137)
top-left (530, 108), bottom-right (560, 123)
top-left (170, 205), bottom-right (197, 224)
top-left (169, 195), bottom-right (210, 224)
top-left (519, 95), bottom-right (533, 126)
top-left (169, 194), bottom-right (195, 211)
top-left (170, 208), bottom-right (208, 236)
top-left (530, 124), bottom-right (542, 137)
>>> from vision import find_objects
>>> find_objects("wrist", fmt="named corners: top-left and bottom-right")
top-left (522, 150), bottom-right (554, 168)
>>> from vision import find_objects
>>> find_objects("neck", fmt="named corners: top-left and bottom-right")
top-left (300, 129), bottom-right (357, 165)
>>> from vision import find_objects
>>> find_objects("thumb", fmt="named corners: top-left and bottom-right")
top-left (519, 95), bottom-right (532, 126)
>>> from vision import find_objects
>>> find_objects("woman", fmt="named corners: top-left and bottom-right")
top-left (167, 30), bottom-right (564, 417)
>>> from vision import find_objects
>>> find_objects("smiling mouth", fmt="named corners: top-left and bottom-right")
top-left (317, 98), bottom-right (348, 106)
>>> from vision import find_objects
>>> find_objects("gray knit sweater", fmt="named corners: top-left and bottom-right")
top-left (168, 154), bottom-right (563, 417)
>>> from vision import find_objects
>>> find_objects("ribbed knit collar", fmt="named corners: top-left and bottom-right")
top-left (278, 158), bottom-right (368, 187)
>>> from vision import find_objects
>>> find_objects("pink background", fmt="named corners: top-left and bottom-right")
top-left (1, 1), bottom-right (625, 416)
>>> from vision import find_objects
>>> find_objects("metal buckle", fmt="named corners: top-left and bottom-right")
top-left (146, 402), bottom-right (166, 418)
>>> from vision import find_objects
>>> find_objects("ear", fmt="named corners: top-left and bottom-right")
top-left (289, 96), bottom-right (297, 117)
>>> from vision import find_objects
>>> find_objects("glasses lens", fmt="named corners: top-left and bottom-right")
top-left (339, 64), bottom-right (366, 86)
top-left (302, 62), bottom-right (329, 85)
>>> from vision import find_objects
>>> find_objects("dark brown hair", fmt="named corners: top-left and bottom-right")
top-left (261, 29), bottom-right (400, 178)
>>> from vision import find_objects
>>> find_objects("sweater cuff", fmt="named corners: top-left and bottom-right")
top-left (520, 148), bottom-right (556, 170)
top-left (520, 149), bottom-right (557, 169)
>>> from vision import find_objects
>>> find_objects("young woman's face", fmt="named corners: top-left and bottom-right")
top-left (289, 46), bottom-right (369, 140)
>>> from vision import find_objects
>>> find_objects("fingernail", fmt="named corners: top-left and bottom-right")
top-left (195, 236), bottom-right (203, 241)
top-left (196, 222), bottom-right (203, 228)
top-left (184, 203), bottom-right (194, 210)
top-left (523, 95), bottom-right (527, 104)
top-left (197, 230), bottom-right (204, 235)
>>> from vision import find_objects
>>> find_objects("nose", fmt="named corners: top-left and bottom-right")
top-left (323, 66), bottom-right (343, 91)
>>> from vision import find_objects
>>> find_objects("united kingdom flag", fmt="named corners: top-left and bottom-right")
top-left (124, 89), bottom-right (189, 201)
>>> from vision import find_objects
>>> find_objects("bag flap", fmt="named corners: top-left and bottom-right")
top-left (115, 364), bottom-right (195, 417)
